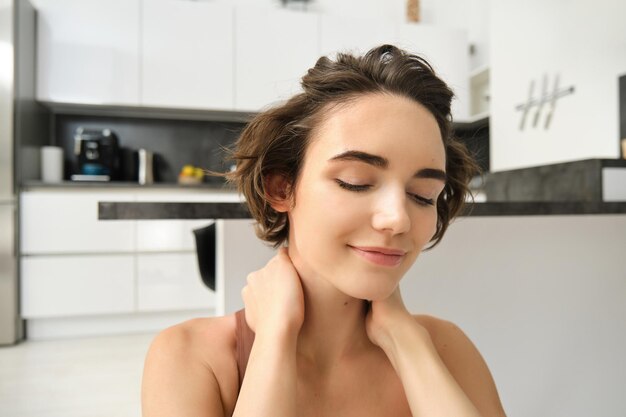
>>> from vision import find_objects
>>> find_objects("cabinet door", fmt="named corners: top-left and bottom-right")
top-left (234, 7), bottom-right (320, 111)
top-left (21, 255), bottom-right (134, 318)
top-left (320, 15), bottom-right (395, 57)
top-left (490, 1), bottom-right (625, 171)
top-left (394, 25), bottom-right (469, 121)
top-left (36, 0), bottom-right (140, 105)
top-left (137, 253), bottom-right (216, 312)
top-left (142, 0), bottom-right (234, 110)
top-left (20, 191), bottom-right (135, 254)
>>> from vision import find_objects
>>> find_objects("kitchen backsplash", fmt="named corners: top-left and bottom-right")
top-left (53, 113), bottom-right (245, 184)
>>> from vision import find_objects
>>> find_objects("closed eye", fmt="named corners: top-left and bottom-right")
top-left (408, 193), bottom-right (435, 206)
top-left (335, 178), bottom-right (370, 192)
top-left (335, 179), bottom-right (435, 207)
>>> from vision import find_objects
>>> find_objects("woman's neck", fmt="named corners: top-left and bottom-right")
top-left (291, 254), bottom-right (373, 370)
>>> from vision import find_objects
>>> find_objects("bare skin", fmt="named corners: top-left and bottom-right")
top-left (142, 94), bottom-right (507, 416)
top-left (142, 290), bottom-right (506, 416)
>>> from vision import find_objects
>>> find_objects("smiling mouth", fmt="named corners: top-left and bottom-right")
top-left (348, 245), bottom-right (405, 267)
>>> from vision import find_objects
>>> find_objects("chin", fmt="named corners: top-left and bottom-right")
top-left (340, 280), bottom-right (398, 302)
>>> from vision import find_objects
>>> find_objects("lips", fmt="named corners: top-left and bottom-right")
top-left (348, 245), bottom-right (406, 267)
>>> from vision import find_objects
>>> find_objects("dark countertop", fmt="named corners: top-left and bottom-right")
top-left (98, 200), bottom-right (626, 220)
top-left (483, 159), bottom-right (626, 202)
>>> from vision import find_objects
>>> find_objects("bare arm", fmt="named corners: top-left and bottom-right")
top-left (366, 289), bottom-right (506, 417)
top-left (383, 316), bottom-right (506, 417)
top-left (232, 247), bottom-right (304, 417)
top-left (425, 317), bottom-right (507, 416)
top-left (232, 327), bottom-right (299, 417)
top-left (141, 324), bottom-right (225, 417)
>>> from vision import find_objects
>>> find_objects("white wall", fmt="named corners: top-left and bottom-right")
top-left (219, 214), bottom-right (626, 417)
top-left (402, 215), bottom-right (626, 417)
top-left (490, 0), bottom-right (626, 171)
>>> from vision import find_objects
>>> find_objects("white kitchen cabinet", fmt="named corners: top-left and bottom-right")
top-left (136, 253), bottom-right (215, 312)
top-left (319, 15), bottom-right (395, 58)
top-left (141, 0), bottom-right (234, 110)
top-left (234, 7), bottom-right (320, 111)
top-left (21, 255), bottom-right (135, 318)
top-left (18, 188), bottom-right (241, 338)
top-left (136, 219), bottom-right (209, 252)
top-left (490, 0), bottom-right (626, 171)
top-left (33, 1), bottom-right (473, 118)
top-left (20, 190), bottom-right (135, 254)
top-left (35, 0), bottom-right (140, 105)
top-left (394, 24), bottom-right (470, 121)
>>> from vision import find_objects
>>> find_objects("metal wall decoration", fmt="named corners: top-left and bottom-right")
top-left (515, 74), bottom-right (575, 131)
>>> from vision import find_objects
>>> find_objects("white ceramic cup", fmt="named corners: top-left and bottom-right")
top-left (40, 146), bottom-right (64, 183)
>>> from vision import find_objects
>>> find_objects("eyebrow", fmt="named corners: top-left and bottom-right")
top-left (328, 150), bottom-right (447, 182)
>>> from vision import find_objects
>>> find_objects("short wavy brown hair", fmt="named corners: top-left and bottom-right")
top-left (225, 45), bottom-right (479, 249)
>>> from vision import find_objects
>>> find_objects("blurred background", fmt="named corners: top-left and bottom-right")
top-left (1, 0), bottom-right (625, 416)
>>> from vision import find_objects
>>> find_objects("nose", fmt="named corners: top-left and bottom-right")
top-left (371, 188), bottom-right (411, 235)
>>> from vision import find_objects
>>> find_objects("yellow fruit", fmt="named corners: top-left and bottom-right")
top-left (181, 165), bottom-right (194, 176)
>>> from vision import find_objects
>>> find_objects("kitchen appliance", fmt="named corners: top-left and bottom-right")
top-left (0, 0), bottom-right (38, 345)
top-left (137, 148), bottom-right (154, 185)
top-left (72, 127), bottom-right (121, 181)
top-left (40, 146), bottom-right (63, 183)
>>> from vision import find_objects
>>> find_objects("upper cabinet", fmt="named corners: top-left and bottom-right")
top-left (36, 0), bottom-right (140, 105)
top-left (490, 0), bottom-right (626, 171)
top-left (35, 2), bottom-right (469, 118)
top-left (234, 7), bottom-right (319, 111)
top-left (394, 25), bottom-right (470, 121)
top-left (141, 0), bottom-right (234, 110)
top-left (319, 15), bottom-right (395, 58)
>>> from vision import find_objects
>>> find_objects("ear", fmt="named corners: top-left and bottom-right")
top-left (264, 173), bottom-right (292, 212)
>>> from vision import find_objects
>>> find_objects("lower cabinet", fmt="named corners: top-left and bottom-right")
top-left (21, 255), bottom-right (135, 318)
top-left (20, 252), bottom-right (216, 319)
top-left (137, 252), bottom-right (215, 312)
top-left (19, 189), bottom-right (228, 338)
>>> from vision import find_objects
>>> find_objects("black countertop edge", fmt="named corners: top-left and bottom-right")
top-left (99, 202), bottom-right (251, 220)
top-left (98, 201), bottom-right (626, 220)
top-left (462, 201), bottom-right (626, 216)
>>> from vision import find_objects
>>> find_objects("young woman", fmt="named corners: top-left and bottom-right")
top-left (142, 45), bottom-right (507, 417)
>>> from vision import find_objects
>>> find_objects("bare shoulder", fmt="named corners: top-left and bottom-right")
top-left (141, 315), bottom-right (240, 417)
top-left (414, 314), bottom-right (507, 417)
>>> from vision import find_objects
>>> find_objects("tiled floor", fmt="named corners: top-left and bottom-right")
top-left (0, 333), bottom-right (156, 417)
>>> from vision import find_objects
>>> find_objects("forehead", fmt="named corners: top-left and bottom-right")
top-left (306, 93), bottom-right (446, 169)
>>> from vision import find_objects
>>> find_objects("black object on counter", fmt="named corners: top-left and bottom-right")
top-left (74, 127), bottom-right (121, 180)
top-left (193, 223), bottom-right (216, 291)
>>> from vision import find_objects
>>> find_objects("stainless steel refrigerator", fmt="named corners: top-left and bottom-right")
top-left (1, 0), bottom-right (43, 345)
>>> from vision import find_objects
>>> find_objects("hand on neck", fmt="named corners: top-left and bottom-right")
top-left (288, 246), bottom-right (375, 369)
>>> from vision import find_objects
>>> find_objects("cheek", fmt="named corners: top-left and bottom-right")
top-left (290, 181), bottom-right (363, 253)
top-left (428, 210), bottom-right (438, 236)
top-left (412, 209), bottom-right (439, 248)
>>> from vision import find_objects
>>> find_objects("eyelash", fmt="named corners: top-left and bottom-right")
top-left (335, 179), bottom-right (435, 206)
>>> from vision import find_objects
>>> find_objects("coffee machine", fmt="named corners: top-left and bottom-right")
top-left (72, 127), bottom-right (121, 181)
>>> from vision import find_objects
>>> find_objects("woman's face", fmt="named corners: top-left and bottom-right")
top-left (285, 93), bottom-right (447, 301)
